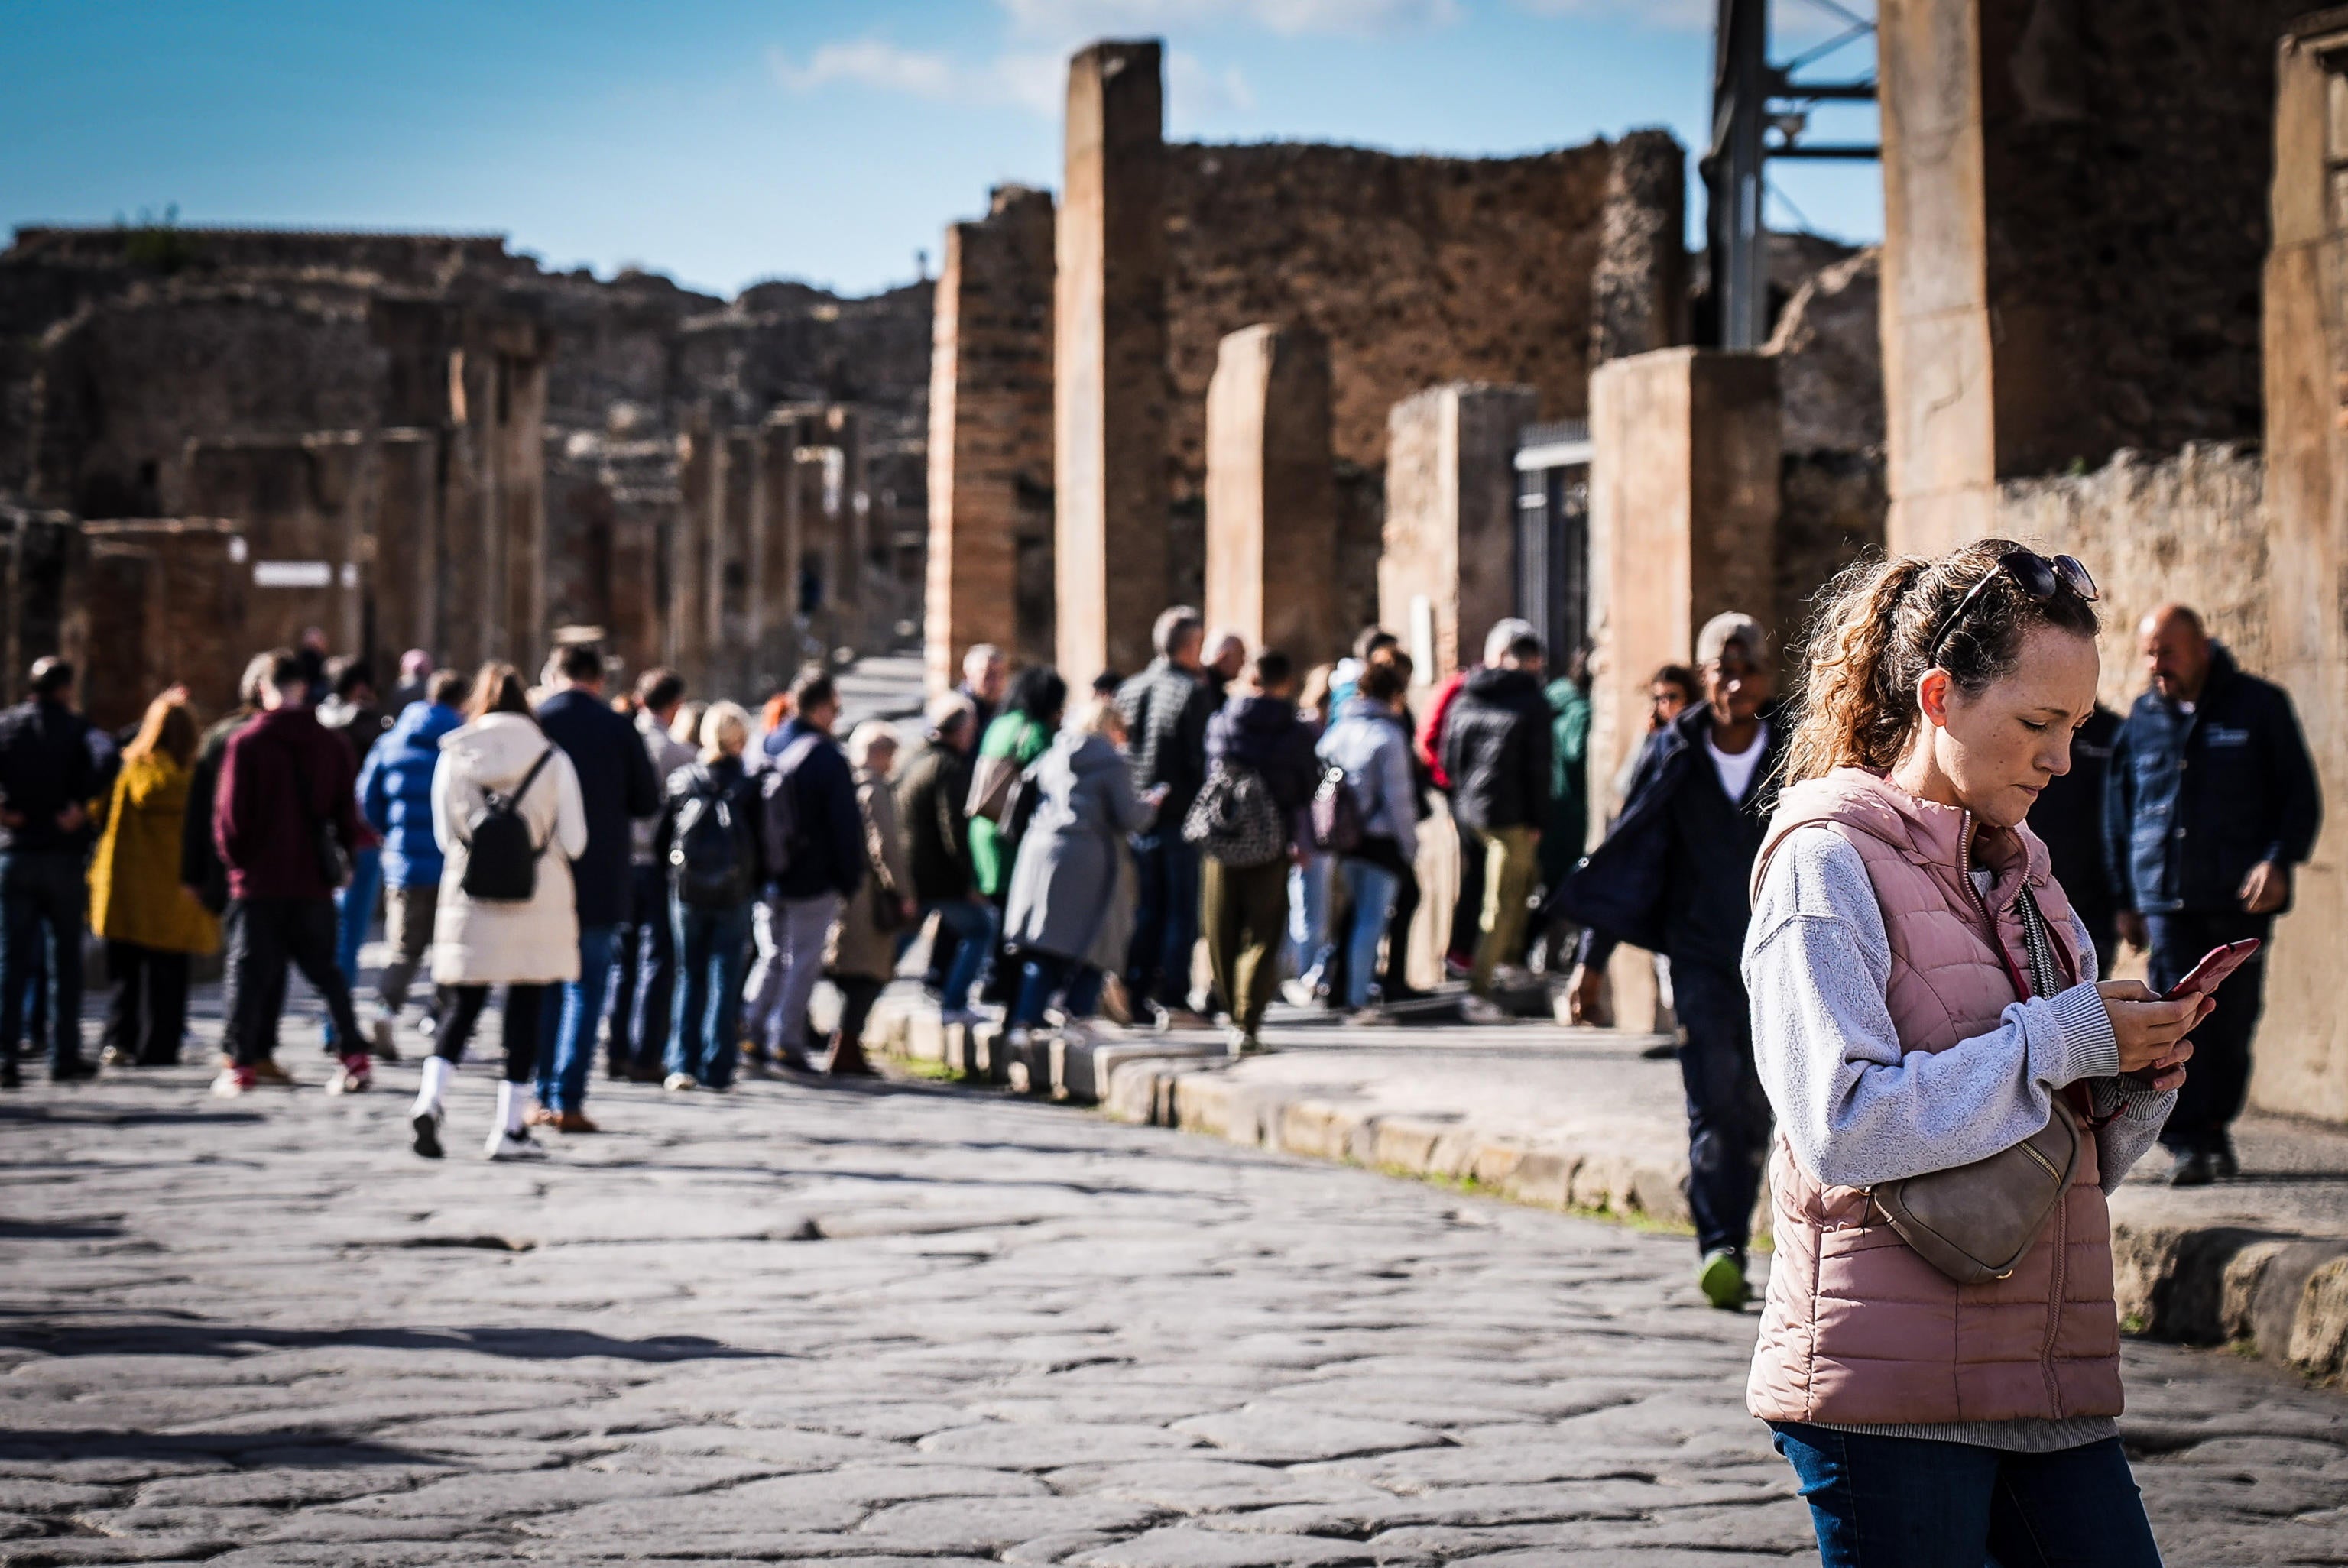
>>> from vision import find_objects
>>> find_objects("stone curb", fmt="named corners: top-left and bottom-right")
top-left (864, 994), bottom-right (2348, 1387)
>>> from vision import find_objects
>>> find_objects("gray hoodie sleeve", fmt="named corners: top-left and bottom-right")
top-left (1743, 826), bottom-right (2173, 1193)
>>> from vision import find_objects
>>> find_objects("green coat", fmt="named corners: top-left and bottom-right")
top-left (1539, 679), bottom-right (1592, 889)
top-left (968, 711), bottom-right (1052, 898)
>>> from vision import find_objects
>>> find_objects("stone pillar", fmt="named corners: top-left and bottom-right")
top-left (668, 417), bottom-right (714, 688)
top-left (715, 429), bottom-right (757, 693)
top-left (497, 345), bottom-right (548, 665)
top-left (1204, 324), bottom-right (1339, 665)
top-left (1056, 40), bottom-right (1169, 682)
top-left (2254, 18), bottom-right (2348, 1123)
top-left (1590, 129), bottom-right (1688, 366)
top-left (1377, 382), bottom-right (1537, 686)
top-left (1878, 0), bottom-right (2282, 556)
top-left (372, 429), bottom-right (439, 676)
top-left (926, 187), bottom-right (1056, 693)
top-left (755, 413), bottom-right (805, 682)
top-left (1585, 349), bottom-right (1781, 831)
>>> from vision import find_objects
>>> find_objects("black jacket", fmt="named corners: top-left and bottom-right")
top-left (1205, 693), bottom-right (1320, 847)
top-left (1550, 701), bottom-right (1789, 974)
top-left (2032, 705), bottom-right (2120, 935)
top-left (538, 688), bottom-right (663, 928)
top-left (2105, 644), bottom-right (2323, 915)
top-left (895, 738), bottom-right (974, 902)
top-left (0, 698), bottom-right (98, 855)
top-left (1439, 666), bottom-right (1552, 833)
top-left (1117, 659), bottom-right (1215, 825)
top-left (653, 753), bottom-right (765, 893)
top-left (762, 718), bottom-right (865, 900)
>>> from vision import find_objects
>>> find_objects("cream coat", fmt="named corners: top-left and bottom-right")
top-left (430, 712), bottom-right (589, 986)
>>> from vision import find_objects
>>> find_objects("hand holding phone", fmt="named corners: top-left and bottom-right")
top-left (2165, 939), bottom-right (2261, 1001)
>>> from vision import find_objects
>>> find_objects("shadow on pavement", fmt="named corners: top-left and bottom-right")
top-left (0, 1428), bottom-right (446, 1466)
top-left (0, 1218), bottom-right (124, 1239)
top-left (0, 1320), bottom-right (780, 1362)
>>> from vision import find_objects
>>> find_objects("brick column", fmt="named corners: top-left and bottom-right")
top-left (1204, 324), bottom-right (1339, 666)
top-left (372, 429), bottom-right (439, 676)
top-left (1585, 349), bottom-right (1780, 830)
top-left (1377, 383), bottom-right (1537, 687)
top-left (927, 187), bottom-right (1055, 693)
top-left (73, 520), bottom-right (247, 729)
top-left (755, 413), bottom-right (804, 684)
top-left (1056, 40), bottom-right (1169, 681)
top-left (668, 417), bottom-right (714, 688)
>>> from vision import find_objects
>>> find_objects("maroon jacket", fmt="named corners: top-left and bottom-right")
top-left (213, 706), bottom-right (373, 902)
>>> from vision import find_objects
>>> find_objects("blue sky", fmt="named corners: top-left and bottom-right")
top-left (3, 0), bottom-right (1879, 300)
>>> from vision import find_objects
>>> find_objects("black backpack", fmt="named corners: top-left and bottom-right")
top-left (460, 748), bottom-right (557, 902)
top-left (672, 767), bottom-right (757, 909)
top-left (757, 734), bottom-right (821, 883)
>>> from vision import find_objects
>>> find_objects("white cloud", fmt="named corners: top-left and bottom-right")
top-left (997, 0), bottom-right (1459, 41)
top-left (768, 39), bottom-right (1064, 115)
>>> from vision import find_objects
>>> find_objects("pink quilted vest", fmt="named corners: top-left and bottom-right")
top-left (1744, 767), bottom-right (2123, 1427)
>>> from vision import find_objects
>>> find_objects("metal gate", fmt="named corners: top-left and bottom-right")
top-left (1513, 420), bottom-right (1591, 665)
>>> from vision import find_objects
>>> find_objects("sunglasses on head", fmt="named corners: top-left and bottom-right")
top-left (1925, 549), bottom-right (2099, 670)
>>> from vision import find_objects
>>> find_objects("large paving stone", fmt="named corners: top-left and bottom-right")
top-left (3, 1020), bottom-right (2345, 1566)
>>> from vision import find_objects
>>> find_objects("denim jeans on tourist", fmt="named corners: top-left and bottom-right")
top-left (326, 844), bottom-right (381, 1049)
top-left (1011, 951), bottom-right (1106, 1029)
top-left (670, 898), bottom-right (752, 1088)
top-left (609, 863), bottom-right (673, 1079)
top-left (919, 898), bottom-right (997, 1011)
top-left (0, 850), bottom-right (86, 1073)
top-left (1287, 853), bottom-right (1334, 996)
top-left (1770, 1423), bottom-right (2161, 1568)
top-left (537, 922), bottom-right (616, 1113)
top-left (1124, 831), bottom-right (1200, 1011)
top-left (1335, 858), bottom-right (1400, 1011)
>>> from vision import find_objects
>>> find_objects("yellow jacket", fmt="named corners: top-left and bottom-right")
top-left (88, 753), bottom-right (219, 954)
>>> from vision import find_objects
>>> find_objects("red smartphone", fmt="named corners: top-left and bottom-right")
top-left (2166, 939), bottom-right (2262, 1000)
top-left (2124, 939), bottom-right (2262, 1089)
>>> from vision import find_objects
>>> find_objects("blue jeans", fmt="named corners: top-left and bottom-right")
top-left (610, 864), bottom-right (675, 1078)
top-left (537, 923), bottom-right (617, 1113)
top-left (670, 898), bottom-right (751, 1087)
top-left (920, 899), bottom-right (997, 1011)
top-left (1010, 952), bottom-right (1105, 1029)
top-left (0, 850), bottom-right (86, 1071)
top-left (1124, 832), bottom-right (1200, 1011)
top-left (1771, 1423), bottom-right (2161, 1567)
top-left (1335, 858), bottom-right (1399, 1011)
top-left (326, 846), bottom-right (381, 1049)
top-left (1670, 959), bottom-right (1772, 1260)
top-left (1288, 854), bottom-right (1335, 993)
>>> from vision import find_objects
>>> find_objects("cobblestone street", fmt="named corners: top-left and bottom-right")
top-left (5, 1022), bottom-right (2346, 1567)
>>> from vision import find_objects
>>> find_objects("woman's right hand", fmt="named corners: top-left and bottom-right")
top-left (2097, 980), bottom-right (2209, 1076)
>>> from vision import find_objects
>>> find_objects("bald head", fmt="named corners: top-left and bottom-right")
top-left (2138, 602), bottom-right (2211, 703)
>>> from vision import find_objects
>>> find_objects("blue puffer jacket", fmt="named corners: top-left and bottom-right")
top-left (2103, 643), bottom-right (2322, 915)
top-left (358, 701), bottom-right (464, 889)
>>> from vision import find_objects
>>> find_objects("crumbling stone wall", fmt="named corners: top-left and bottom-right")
top-left (1161, 131), bottom-right (1679, 510)
top-left (1776, 450), bottom-right (1889, 662)
top-left (1996, 442), bottom-right (2269, 715)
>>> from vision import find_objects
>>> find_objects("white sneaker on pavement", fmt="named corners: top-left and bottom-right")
top-left (210, 1067), bottom-right (254, 1098)
top-left (1459, 995), bottom-right (1513, 1025)
top-left (663, 1072), bottom-right (699, 1093)
top-left (486, 1128), bottom-right (550, 1161)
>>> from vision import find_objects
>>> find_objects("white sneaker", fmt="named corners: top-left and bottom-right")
top-left (1460, 995), bottom-right (1513, 1025)
top-left (210, 1067), bottom-right (253, 1098)
top-left (486, 1128), bottom-right (549, 1161)
top-left (325, 1062), bottom-right (372, 1096)
top-left (663, 1072), bottom-right (699, 1093)
top-left (1279, 980), bottom-right (1315, 1008)
top-left (1224, 1023), bottom-right (1251, 1057)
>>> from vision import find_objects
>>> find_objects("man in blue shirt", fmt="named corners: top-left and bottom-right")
top-left (533, 645), bottom-right (661, 1130)
top-left (2106, 604), bottom-right (2322, 1187)
top-left (356, 667), bottom-right (468, 1056)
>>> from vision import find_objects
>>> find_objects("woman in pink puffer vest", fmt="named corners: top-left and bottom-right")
top-left (1743, 540), bottom-right (2207, 1567)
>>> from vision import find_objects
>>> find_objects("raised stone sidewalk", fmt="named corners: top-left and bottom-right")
top-left (865, 992), bottom-right (2348, 1390)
